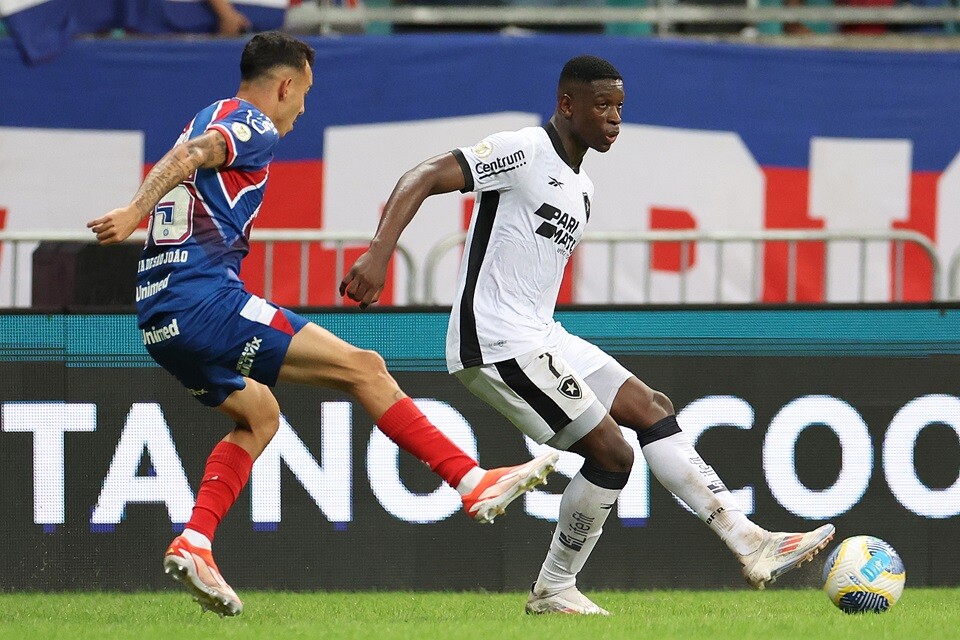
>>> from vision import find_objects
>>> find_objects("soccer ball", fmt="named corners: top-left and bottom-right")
top-left (822, 535), bottom-right (906, 614)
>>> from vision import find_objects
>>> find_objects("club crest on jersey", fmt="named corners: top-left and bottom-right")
top-left (231, 122), bottom-right (252, 142)
top-left (472, 140), bottom-right (493, 158)
top-left (557, 375), bottom-right (582, 399)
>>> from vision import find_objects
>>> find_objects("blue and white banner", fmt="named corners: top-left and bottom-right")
top-left (0, 0), bottom-right (72, 63)
top-left (0, 0), bottom-right (287, 63)
top-left (1, 35), bottom-right (960, 306)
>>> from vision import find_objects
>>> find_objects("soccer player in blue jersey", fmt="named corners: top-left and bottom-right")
top-left (87, 31), bottom-right (558, 617)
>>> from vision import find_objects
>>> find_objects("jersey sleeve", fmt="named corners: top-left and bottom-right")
top-left (206, 107), bottom-right (278, 170)
top-left (452, 130), bottom-right (535, 193)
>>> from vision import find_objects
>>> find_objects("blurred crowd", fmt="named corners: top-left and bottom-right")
top-left (387, 0), bottom-right (959, 36)
top-left (1, 0), bottom-right (956, 44)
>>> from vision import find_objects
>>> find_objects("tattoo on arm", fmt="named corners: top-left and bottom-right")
top-left (130, 130), bottom-right (228, 219)
top-left (192, 129), bottom-right (229, 170)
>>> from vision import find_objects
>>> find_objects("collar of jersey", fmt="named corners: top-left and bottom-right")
top-left (543, 122), bottom-right (580, 174)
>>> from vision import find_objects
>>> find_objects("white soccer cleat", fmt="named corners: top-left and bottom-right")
top-left (461, 451), bottom-right (559, 524)
top-left (740, 523), bottom-right (836, 589)
top-left (163, 535), bottom-right (243, 617)
top-left (525, 585), bottom-right (610, 615)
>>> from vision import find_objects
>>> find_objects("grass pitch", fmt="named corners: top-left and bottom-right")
top-left (0, 589), bottom-right (957, 640)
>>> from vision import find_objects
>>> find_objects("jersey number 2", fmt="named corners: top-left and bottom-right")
top-left (151, 185), bottom-right (194, 245)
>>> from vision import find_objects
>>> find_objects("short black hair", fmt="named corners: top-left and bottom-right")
top-left (240, 31), bottom-right (315, 81)
top-left (559, 55), bottom-right (622, 86)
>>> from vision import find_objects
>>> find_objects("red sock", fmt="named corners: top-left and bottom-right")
top-left (377, 397), bottom-right (478, 488)
top-left (185, 441), bottom-right (253, 541)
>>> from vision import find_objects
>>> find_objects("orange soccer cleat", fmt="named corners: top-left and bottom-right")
top-left (163, 535), bottom-right (243, 617)
top-left (462, 451), bottom-right (559, 524)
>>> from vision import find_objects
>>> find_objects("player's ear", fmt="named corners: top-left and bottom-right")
top-left (278, 76), bottom-right (294, 101)
top-left (558, 93), bottom-right (574, 118)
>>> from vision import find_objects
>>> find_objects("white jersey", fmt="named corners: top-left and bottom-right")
top-left (446, 124), bottom-right (594, 373)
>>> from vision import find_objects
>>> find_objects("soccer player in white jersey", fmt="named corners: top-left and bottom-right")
top-left (87, 31), bottom-right (558, 617)
top-left (342, 55), bottom-right (835, 615)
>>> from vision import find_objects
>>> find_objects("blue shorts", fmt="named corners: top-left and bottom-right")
top-left (141, 290), bottom-right (310, 407)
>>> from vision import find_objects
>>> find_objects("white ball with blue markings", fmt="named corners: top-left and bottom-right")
top-left (823, 535), bottom-right (906, 614)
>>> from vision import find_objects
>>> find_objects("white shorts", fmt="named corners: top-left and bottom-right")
top-left (454, 331), bottom-right (632, 450)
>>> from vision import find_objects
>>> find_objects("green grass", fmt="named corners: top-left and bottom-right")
top-left (0, 589), bottom-right (957, 640)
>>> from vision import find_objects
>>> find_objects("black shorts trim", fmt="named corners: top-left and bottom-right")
top-left (494, 358), bottom-right (572, 431)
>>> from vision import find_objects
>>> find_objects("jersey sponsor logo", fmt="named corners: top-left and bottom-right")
top-left (236, 337), bottom-right (263, 376)
top-left (472, 140), bottom-right (493, 158)
top-left (705, 506), bottom-right (725, 525)
top-left (135, 273), bottom-right (171, 302)
top-left (141, 318), bottom-right (181, 346)
top-left (558, 511), bottom-right (595, 552)
top-left (245, 110), bottom-right (277, 136)
top-left (557, 375), bottom-right (582, 399)
top-left (532, 203), bottom-right (581, 256)
top-left (707, 480), bottom-right (729, 494)
top-left (547, 176), bottom-right (563, 188)
top-left (138, 249), bottom-right (190, 274)
top-left (474, 149), bottom-right (526, 179)
top-left (231, 122), bottom-right (252, 142)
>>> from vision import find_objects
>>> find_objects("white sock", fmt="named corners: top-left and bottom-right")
top-left (181, 528), bottom-right (212, 550)
top-left (455, 466), bottom-right (487, 496)
top-left (534, 471), bottom-right (624, 595)
top-left (640, 419), bottom-right (766, 557)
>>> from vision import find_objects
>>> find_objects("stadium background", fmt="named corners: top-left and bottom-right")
top-left (1, 31), bottom-right (959, 593)
top-left (3, 35), bottom-right (960, 306)
top-left (1, 308), bottom-right (958, 591)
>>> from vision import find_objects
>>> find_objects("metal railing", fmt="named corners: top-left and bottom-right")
top-left (0, 230), bottom-right (416, 307)
top-left (250, 229), bottom-right (416, 305)
top-left (950, 245), bottom-right (960, 300)
top-left (287, 4), bottom-right (960, 35)
top-left (423, 228), bottom-right (943, 304)
top-left (1, 228), bottom-right (949, 307)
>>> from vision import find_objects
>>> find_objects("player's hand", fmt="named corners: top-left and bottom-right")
top-left (340, 250), bottom-right (390, 310)
top-left (86, 205), bottom-right (142, 245)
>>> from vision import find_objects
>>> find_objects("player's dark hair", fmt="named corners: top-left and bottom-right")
top-left (558, 55), bottom-right (622, 87)
top-left (240, 31), bottom-right (315, 81)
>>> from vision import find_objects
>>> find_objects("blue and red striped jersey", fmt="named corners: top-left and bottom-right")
top-left (136, 98), bottom-right (279, 322)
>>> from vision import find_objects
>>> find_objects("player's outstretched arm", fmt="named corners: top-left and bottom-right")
top-left (341, 152), bottom-right (465, 309)
top-left (86, 130), bottom-right (228, 245)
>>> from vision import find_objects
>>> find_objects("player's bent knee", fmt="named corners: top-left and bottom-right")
top-left (238, 385), bottom-right (281, 437)
top-left (650, 389), bottom-right (674, 417)
top-left (350, 348), bottom-right (393, 388)
top-left (254, 399), bottom-right (281, 439)
top-left (575, 420), bottom-right (635, 474)
top-left (614, 440), bottom-right (635, 473)
top-left (586, 442), bottom-right (633, 475)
